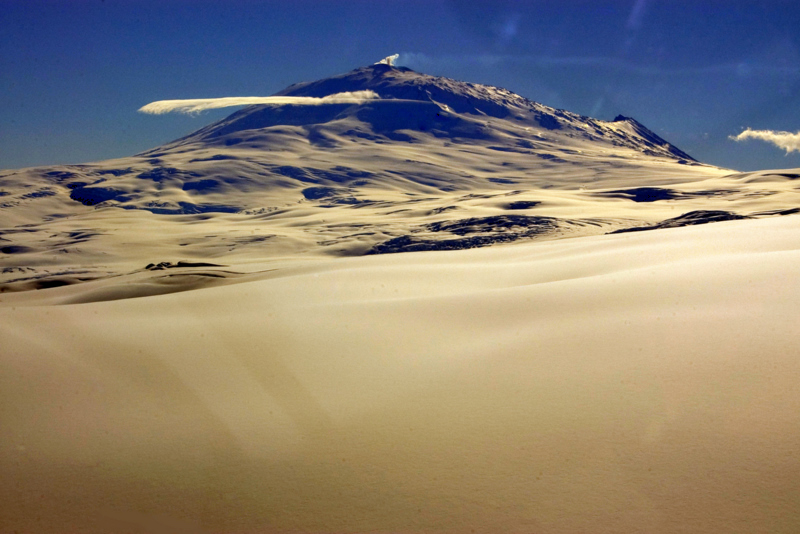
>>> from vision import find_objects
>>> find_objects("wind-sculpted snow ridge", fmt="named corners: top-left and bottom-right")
top-left (1, 62), bottom-right (800, 294)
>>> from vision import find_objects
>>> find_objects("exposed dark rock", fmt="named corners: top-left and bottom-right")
top-left (611, 210), bottom-right (751, 234)
top-left (426, 215), bottom-right (558, 236)
top-left (430, 206), bottom-right (459, 215)
top-left (368, 215), bottom-right (562, 254)
top-left (145, 261), bottom-right (225, 270)
top-left (750, 207), bottom-right (800, 216)
top-left (506, 201), bottom-right (541, 210)
top-left (367, 233), bottom-right (522, 254)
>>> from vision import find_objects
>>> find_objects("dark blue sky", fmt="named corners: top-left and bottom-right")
top-left (2, 0), bottom-right (799, 171)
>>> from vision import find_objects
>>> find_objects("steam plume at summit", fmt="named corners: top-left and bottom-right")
top-left (375, 54), bottom-right (399, 66)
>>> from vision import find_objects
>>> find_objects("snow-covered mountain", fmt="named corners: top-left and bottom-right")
top-left (1, 63), bottom-right (798, 293)
top-left (161, 63), bottom-right (695, 162)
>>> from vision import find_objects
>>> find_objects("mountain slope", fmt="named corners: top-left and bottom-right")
top-left (1, 63), bottom-right (798, 293)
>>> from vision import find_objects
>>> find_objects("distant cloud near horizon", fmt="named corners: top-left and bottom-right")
top-left (730, 128), bottom-right (800, 154)
top-left (139, 90), bottom-right (380, 115)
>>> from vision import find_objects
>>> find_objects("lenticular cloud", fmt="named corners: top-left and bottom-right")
top-left (730, 128), bottom-right (800, 154)
top-left (139, 90), bottom-right (381, 115)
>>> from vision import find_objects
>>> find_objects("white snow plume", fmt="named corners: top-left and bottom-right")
top-left (730, 128), bottom-right (800, 154)
top-left (375, 54), bottom-right (399, 66)
top-left (139, 90), bottom-right (380, 115)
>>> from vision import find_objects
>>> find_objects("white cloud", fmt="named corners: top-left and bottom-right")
top-left (730, 128), bottom-right (800, 154)
top-left (139, 90), bottom-right (380, 115)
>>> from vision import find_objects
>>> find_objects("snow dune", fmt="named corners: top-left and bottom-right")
top-left (2, 214), bottom-right (799, 533)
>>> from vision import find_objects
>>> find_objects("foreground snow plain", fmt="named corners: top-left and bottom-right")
top-left (2, 214), bottom-right (799, 533)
